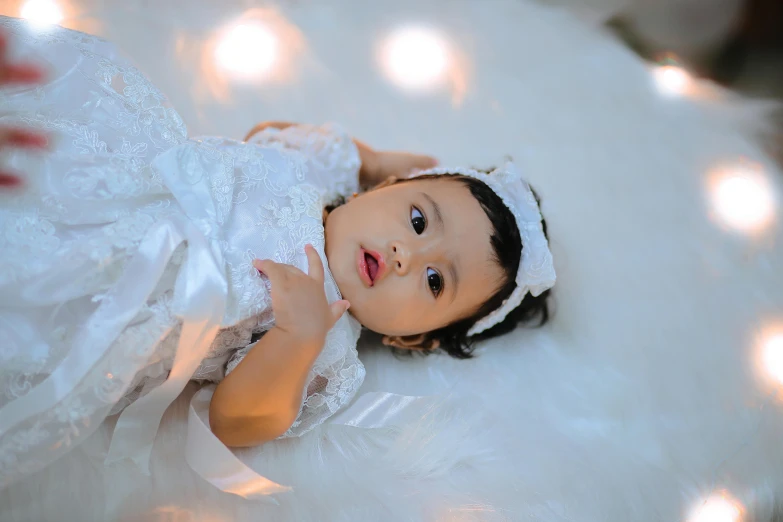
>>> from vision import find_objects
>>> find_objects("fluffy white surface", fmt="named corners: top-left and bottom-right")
top-left (2, 0), bottom-right (783, 520)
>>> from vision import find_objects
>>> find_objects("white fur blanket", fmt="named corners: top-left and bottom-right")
top-left (2, 0), bottom-right (782, 520)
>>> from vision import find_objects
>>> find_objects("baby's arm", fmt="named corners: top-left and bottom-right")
top-left (209, 246), bottom-right (350, 447)
top-left (244, 121), bottom-right (437, 189)
top-left (244, 121), bottom-right (381, 188)
top-left (210, 327), bottom-right (321, 446)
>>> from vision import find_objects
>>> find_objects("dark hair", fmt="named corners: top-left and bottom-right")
top-left (391, 174), bottom-right (552, 359)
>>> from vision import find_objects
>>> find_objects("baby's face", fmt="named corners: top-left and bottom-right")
top-left (324, 178), bottom-right (503, 337)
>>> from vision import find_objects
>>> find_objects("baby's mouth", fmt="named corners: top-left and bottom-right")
top-left (357, 248), bottom-right (385, 287)
top-left (365, 252), bottom-right (379, 282)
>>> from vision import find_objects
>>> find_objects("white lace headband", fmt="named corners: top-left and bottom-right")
top-left (412, 162), bottom-right (556, 336)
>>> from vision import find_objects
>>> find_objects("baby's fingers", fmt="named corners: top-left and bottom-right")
top-left (253, 259), bottom-right (286, 280)
top-left (329, 300), bottom-right (350, 326)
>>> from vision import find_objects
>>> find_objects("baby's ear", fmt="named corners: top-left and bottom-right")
top-left (381, 334), bottom-right (440, 352)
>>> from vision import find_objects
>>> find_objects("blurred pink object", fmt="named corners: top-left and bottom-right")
top-left (0, 30), bottom-right (48, 188)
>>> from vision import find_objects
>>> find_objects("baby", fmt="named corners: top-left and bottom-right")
top-left (211, 122), bottom-right (556, 446)
top-left (0, 17), bottom-right (555, 489)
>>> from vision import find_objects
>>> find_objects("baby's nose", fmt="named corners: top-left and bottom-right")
top-left (390, 241), bottom-right (411, 275)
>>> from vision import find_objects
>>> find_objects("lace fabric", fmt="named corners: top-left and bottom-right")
top-left (0, 16), bottom-right (364, 489)
top-left (245, 123), bottom-right (362, 206)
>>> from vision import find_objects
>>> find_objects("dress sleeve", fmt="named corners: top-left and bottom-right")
top-left (225, 344), bottom-right (253, 376)
top-left (224, 314), bottom-right (365, 438)
top-left (247, 123), bottom-right (361, 204)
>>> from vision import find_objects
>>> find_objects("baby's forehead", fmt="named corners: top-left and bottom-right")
top-left (397, 177), bottom-right (490, 222)
top-left (388, 175), bottom-right (470, 197)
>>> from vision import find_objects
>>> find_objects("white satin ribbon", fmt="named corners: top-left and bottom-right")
top-left (102, 141), bottom-right (228, 472)
top-left (0, 139), bottom-right (441, 499)
top-left (105, 215), bottom-right (227, 473)
top-left (329, 391), bottom-right (440, 428)
top-left (186, 387), bottom-right (291, 501)
top-left (184, 388), bottom-right (439, 499)
top-left (0, 216), bottom-right (211, 439)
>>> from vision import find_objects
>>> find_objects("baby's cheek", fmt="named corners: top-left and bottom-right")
top-left (363, 287), bottom-right (408, 327)
top-left (386, 289), bottom-right (430, 328)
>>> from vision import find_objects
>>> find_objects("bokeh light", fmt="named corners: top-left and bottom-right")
top-left (379, 26), bottom-right (451, 92)
top-left (688, 494), bottom-right (742, 522)
top-left (653, 64), bottom-right (692, 96)
top-left (762, 333), bottom-right (783, 385)
top-left (214, 22), bottom-right (278, 81)
top-left (708, 162), bottom-right (775, 234)
top-left (752, 324), bottom-right (783, 388)
top-left (186, 9), bottom-right (306, 102)
top-left (20, 0), bottom-right (64, 26)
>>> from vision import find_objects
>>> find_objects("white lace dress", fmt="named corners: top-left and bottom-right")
top-left (0, 18), bottom-right (364, 489)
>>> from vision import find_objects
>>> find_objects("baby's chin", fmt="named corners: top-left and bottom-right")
top-left (330, 271), bottom-right (368, 324)
top-left (340, 294), bottom-right (371, 328)
top-left (343, 301), bottom-right (418, 338)
top-left (339, 295), bottom-right (389, 335)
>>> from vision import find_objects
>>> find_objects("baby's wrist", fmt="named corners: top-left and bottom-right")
top-left (355, 140), bottom-right (381, 188)
top-left (273, 326), bottom-right (326, 353)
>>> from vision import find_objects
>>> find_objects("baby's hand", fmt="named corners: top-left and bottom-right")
top-left (253, 245), bottom-right (350, 349)
top-left (363, 151), bottom-right (438, 187)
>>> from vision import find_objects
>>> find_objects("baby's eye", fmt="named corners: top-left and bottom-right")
top-left (410, 206), bottom-right (426, 234)
top-left (427, 268), bottom-right (443, 297)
